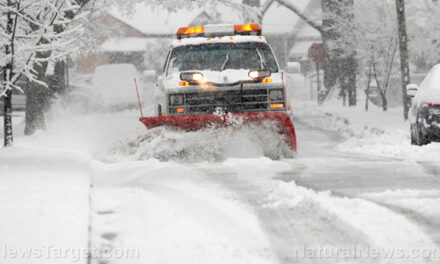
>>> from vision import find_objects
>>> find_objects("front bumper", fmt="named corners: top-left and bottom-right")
top-left (423, 124), bottom-right (440, 141)
top-left (421, 107), bottom-right (440, 141)
top-left (167, 87), bottom-right (285, 115)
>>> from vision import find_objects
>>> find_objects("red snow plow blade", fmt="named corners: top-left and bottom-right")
top-left (140, 112), bottom-right (297, 152)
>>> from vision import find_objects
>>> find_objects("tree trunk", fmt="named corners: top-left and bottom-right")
top-left (321, 0), bottom-right (357, 106)
top-left (3, 0), bottom-right (14, 147)
top-left (24, 52), bottom-right (51, 135)
top-left (395, 0), bottom-right (410, 120)
top-left (341, 56), bottom-right (357, 106)
top-left (382, 95), bottom-right (388, 112)
top-left (23, 0), bottom-right (90, 135)
top-left (3, 89), bottom-right (13, 147)
top-left (321, 0), bottom-right (338, 93)
top-left (365, 62), bottom-right (373, 111)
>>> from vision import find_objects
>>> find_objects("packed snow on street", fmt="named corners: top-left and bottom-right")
top-left (2, 1), bottom-right (440, 264)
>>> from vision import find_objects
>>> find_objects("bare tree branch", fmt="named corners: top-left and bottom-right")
top-left (261, 0), bottom-right (275, 14)
top-left (275, 0), bottom-right (324, 33)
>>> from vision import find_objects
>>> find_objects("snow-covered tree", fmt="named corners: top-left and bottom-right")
top-left (407, 0), bottom-right (440, 71)
top-left (0, 0), bottom-right (89, 146)
top-left (276, 0), bottom-right (358, 106)
top-left (354, 0), bottom-right (399, 111)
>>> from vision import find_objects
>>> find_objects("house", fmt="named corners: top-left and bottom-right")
top-left (75, 5), bottom-right (201, 73)
top-left (75, 13), bottom-right (148, 73)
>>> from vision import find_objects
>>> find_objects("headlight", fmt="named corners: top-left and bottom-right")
top-left (169, 94), bottom-right (184, 106)
top-left (269, 89), bottom-right (284, 101)
top-left (248, 70), bottom-right (271, 79)
top-left (180, 72), bottom-right (203, 82)
top-left (192, 73), bottom-right (203, 81)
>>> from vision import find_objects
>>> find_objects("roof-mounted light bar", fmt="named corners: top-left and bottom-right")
top-left (177, 26), bottom-right (204, 39)
top-left (176, 23), bottom-right (262, 39)
top-left (234, 23), bottom-right (261, 35)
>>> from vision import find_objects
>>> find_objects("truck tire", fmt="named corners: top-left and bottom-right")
top-left (416, 123), bottom-right (430, 146)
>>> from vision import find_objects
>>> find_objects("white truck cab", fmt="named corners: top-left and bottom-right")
top-left (154, 23), bottom-right (291, 117)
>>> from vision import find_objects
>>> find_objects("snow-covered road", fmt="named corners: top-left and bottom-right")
top-left (2, 106), bottom-right (440, 264)
top-left (89, 113), bottom-right (440, 264)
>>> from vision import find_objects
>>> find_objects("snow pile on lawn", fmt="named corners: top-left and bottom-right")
top-left (293, 101), bottom-right (440, 161)
top-left (0, 147), bottom-right (91, 264)
top-left (102, 120), bottom-right (293, 162)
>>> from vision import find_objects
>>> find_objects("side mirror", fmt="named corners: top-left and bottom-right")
top-left (157, 75), bottom-right (165, 91)
top-left (406, 83), bottom-right (418, 98)
top-left (143, 70), bottom-right (157, 83)
top-left (286, 62), bottom-right (301, 74)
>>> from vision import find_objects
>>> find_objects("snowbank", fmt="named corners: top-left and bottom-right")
top-left (0, 147), bottom-right (92, 264)
top-left (293, 100), bottom-right (440, 162)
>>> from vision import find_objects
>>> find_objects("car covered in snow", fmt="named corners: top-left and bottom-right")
top-left (154, 23), bottom-right (292, 116)
top-left (92, 63), bottom-right (143, 110)
top-left (408, 64), bottom-right (440, 145)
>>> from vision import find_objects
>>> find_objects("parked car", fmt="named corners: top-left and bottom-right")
top-left (92, 63), bottom-right (143, 110)
top-left (407, 64), bottom-right (440, 145)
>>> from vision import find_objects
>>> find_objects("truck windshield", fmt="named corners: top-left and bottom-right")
top-left (167, 42), bottom-right (279, 74)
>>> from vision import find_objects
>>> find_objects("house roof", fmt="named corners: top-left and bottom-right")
top-left (107, 1), bottom-right (319, 36)
top-left (99, 38), bottom-right (151, 52)
top-left (104, 0), bottom-right (323, 58)
top-left (108, 4), bottom-right (201, 36)
top-left (289, 40), bottom-right (317, 59)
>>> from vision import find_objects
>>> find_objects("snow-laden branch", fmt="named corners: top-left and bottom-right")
top-left (0, 0), bottom-right (89, 97)
top-left (275, 0), bottom-right (324, 34)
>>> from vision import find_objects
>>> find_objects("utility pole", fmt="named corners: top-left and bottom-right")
top-left (395, 0), bottom-right (410, 120)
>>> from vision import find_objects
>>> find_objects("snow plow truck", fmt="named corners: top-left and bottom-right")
top-left (138, 23), bottom-right (297, 152)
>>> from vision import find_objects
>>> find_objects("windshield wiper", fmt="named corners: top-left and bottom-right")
top-left (256, 48), bottom-right (267, 69)
top-left (220, 51), bottom-right (230, 71)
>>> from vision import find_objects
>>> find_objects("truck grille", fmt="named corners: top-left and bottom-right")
top-left (169, 89), bottom-right (273, 114)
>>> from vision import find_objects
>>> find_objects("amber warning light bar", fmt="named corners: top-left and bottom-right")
top-left (177, 23), bottom-right (262, 39)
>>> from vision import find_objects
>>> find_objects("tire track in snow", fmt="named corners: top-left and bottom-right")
top-left (356, 190), bottom-right (440, 248)
top-left (194, 163), bottom-right (375, 264)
